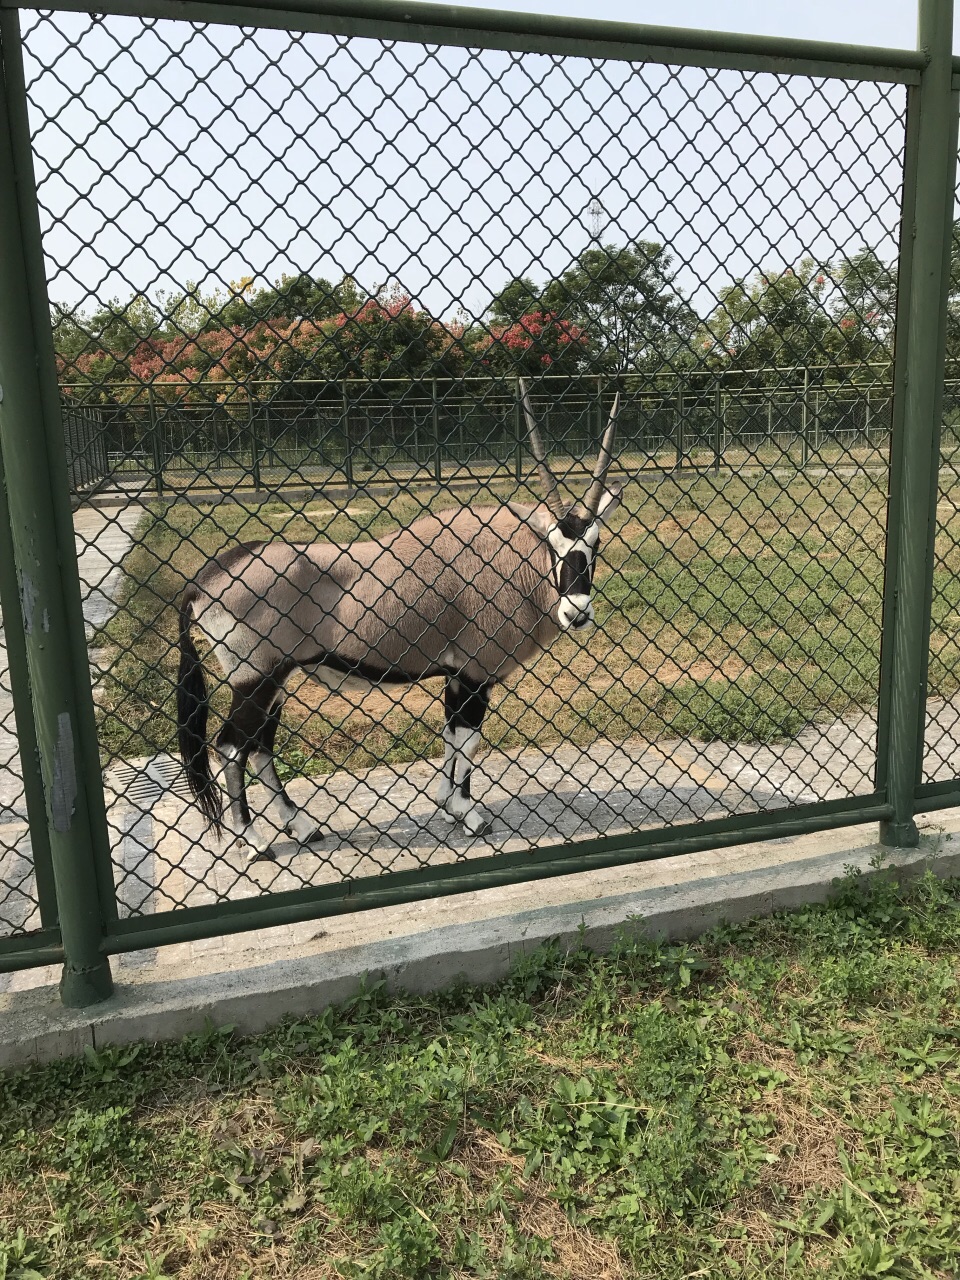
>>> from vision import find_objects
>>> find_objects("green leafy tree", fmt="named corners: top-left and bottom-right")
top-left (827, 248), bottom-right (897, 367)
top-left (58, 293), bottom-right (163, 362)
top-left (698, 259), bottom-right (830, 375)
top-left (541, 241), bottom-right (694, 373)
top-left (488, 276), bottom-right (542, 323)
top-left (217, 272), bottom-right (362, 328)
top-left (489, 243), bottom-right (693, 373)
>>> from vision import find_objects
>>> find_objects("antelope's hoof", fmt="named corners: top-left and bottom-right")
top-left (228, 832), bottom-right (276, 863)
top-left (285, 814), bottom-right (325, 844)
top-left (441, 802), bottom-right (494, 838)
top-left (462, 812), bottom-right (494, 839)
top-left (246, 844), bottom-right (277, 865)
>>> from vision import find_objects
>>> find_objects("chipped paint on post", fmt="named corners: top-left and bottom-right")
top-left (51, 711), bottom-right (77, 833)
top-left (19, 569), bottom-right (36, 634)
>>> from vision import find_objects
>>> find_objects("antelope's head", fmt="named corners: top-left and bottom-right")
top-left (511, 379), bottom-right (623, 633)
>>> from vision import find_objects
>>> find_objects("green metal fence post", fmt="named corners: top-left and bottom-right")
top-left (247, 388), bottom-right (261, 491)
top-left (147, 386), bottom-right (164, 497)
top-left (432, 377), bottom-right (442, 482)
top-left (342, 381), bottom-right (355, 488)
top-left (0, 441), bottom-right (57, 927)
top-left (877, 0), bottom-right (958, 848)
top-left (713, 381), bottom-right (722, 474)
top-left (0, 12), bottom-right (114, 1002)
top-left (800, 368), bottom-right (810, 469)
top-left (675, 377), bottom-right (684, 470)
top-left (515, 378), bottom-right (524, 483)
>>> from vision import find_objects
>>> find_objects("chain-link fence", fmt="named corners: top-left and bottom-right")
top-left (0, 0), bottom-right (955, 1000)
top-left (922, 197), bottom-right (960, 795)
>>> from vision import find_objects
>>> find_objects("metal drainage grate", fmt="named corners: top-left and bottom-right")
top-left (106, 754), bottom-right (190, 807)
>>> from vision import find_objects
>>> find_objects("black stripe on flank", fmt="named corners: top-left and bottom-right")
top-left (299, 651), bottom-right (453, 685)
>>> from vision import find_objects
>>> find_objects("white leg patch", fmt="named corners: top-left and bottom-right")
top-left (436, 726), bottom-right (491, 835)
top-left (435, 732), bottom-right (457, 806)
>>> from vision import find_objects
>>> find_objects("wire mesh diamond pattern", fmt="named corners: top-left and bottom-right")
top-left (3, 9), bottom-right (908, 922)
top-left (922, 200), bottom-right (960, 788)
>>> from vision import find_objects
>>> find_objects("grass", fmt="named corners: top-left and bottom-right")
top-left (2, 867), bottom-right (960, 1278)
top-left (91, 464), bottom-right (918, 773)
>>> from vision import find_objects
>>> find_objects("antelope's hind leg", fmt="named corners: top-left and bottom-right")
top-left (217, 673), bottom-right (320, 860)
top-left (248, 690), bottom-right (324, 846)
top-left (436, 675), bottom-right (493, 837)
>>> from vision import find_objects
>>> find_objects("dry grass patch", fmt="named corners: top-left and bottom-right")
top-left (453, 1128), bottom-right (627, 1280)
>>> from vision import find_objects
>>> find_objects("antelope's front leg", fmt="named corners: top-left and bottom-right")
top-left (436, 676), bottom-right (492, 836)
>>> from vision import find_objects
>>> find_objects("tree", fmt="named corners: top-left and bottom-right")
top-left (488, 243), bottom-right (693, 373)
top-left (262, 290), bottom-right (468, 383)
top-left (216, 272), bottom-right (359, 328)
top-left (55, 293), bottom-right (163, 367)
top-left (542, 241), bottom-right (694, 373)
top-left (827, 248), bottom-right (897, 366)
top-left (697, 259), bottom-right (830, 374)
top-left (488, 276), bottom-right (542, 324)
top-left (473, 312), bottom-right (589, 376)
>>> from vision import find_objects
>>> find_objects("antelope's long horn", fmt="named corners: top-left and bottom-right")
top-left (519, 378), bottom-right (566, 520)
top-left (583, 392), bottom-right (620, 519)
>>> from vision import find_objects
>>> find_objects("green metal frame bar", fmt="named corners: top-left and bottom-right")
top-left (0, 433), bottom-right (57, 928)
top-left (1, 13), bottom-right (119, 933)
top-left (0, 9), bottom-right (115, 1004)
top-left (915, 781), bottom-right (960, 812)
top-left (104, 794), bottom-right (892, 953)
top-left (874, 82), bottom-right (922, 795)
top-left (3, 0), bottom-right (924, 83)
top-left (0, 927), bottom-right (62, 972)
top-left (877, 0), bottom-right (958, 850)
top-left (0, 945), bottom-right (65, 973)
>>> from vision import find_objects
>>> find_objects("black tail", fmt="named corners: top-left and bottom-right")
top-left (177, 591), bottom-right (222, 832)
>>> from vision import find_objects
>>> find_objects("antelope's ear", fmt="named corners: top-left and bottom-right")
top-left (507, 501), bottom-right (556, 537)
top-left (594, 482), bottom-right (624, 523)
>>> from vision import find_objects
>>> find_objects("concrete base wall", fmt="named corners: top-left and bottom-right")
top-left (3, 813), bottom-right (959, 1072)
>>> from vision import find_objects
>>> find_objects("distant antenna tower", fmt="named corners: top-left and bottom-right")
top-left (588, 198), bottom-right (603, 242)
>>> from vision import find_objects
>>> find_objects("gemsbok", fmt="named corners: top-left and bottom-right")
top-left (177, 381), bottom-right (623, 856)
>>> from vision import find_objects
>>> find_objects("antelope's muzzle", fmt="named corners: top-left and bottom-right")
top-left (558, 595), bottom-right (595, 632)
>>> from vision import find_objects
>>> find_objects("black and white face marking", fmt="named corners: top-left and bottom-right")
top-left (546, 512), bottom-right (601, 632)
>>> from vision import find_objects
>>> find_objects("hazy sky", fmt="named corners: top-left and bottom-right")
top-left (20, 1), bottom-right (929, 326)
top-left (452, 1), bottom-right (920, 49)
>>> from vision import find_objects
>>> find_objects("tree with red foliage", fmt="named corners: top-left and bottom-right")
top-left (474, 311), bottom-right (590, 376)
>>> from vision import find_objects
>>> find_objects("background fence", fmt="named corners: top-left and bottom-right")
top-left (0, 0), bottom-right (956, 1005)
top-left (61, 368), bottom-right (895, 495)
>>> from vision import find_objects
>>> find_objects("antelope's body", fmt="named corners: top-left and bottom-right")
top-left (177, 385), bottom-right (622, 855)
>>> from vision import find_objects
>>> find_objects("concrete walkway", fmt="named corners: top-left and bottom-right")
top-left (1, 692), bottom-right (893, 996)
